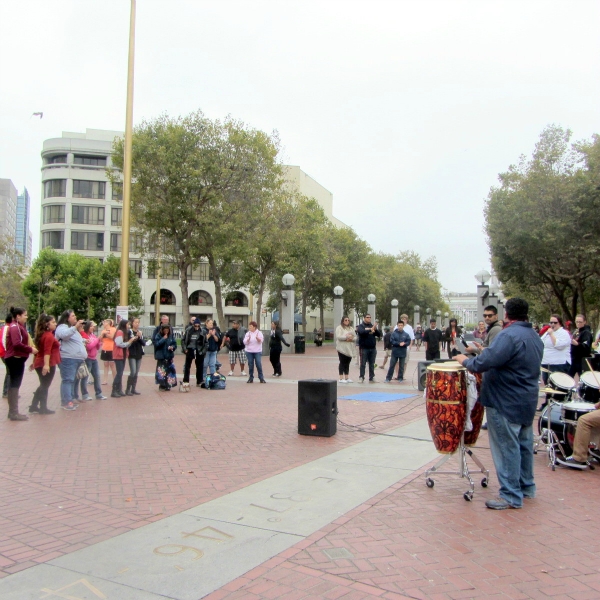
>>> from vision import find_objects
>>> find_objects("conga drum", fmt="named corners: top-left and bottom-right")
top-left (464, 372), bottom-right (484, 447)
top-left (426, 363), bottom-right (468, 454)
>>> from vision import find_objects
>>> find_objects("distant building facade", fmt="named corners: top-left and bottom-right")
top-left (41, 129), bottom-right (343, 328)
top-left (0, 178), bottom-right (18, 245)
top-left (16, 188), bottom-right (32, 265)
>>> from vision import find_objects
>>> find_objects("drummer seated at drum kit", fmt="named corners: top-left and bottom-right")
top-left (555, 401), bottom-right (600, 469)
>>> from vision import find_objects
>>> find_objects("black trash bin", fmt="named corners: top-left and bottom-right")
top-left (294, 335), bottom-right (305, 354)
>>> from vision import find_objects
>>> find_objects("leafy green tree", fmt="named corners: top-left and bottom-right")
top-left (0, 234), bottom-right (28, 316)
top-left (22, 250), bottom-right (142, 322)
top-left (485, 125), bottom-right (600, 322)
top-left (111, 110), bottom-right (283, 326)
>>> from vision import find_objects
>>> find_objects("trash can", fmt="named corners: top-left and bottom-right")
top-left (294, 335), bottom-right (305, 354)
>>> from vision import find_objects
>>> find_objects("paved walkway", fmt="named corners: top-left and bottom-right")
top-left (0, 344), bottom-right (598, 599)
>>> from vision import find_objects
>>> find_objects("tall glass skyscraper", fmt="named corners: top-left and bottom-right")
top-left (16, 188), bottom-right (32, 265)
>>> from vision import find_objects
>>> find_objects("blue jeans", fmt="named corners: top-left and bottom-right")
top-left (85, 358), bottom-right (103, 397)
top-left (386, 354), bottom-right (406, 381)
top-left (246, 352), bottom-right (264, 380)
top-left (205, 351), bottom-right (217, 376)
top-left (59, 358), bottom-right (83, 406)
top-left (360, 348), bottom-right (377, 380)
top-left (128, 357), bottom-right (142, 377)
top-left (486, 406), bottom-right (535, 508)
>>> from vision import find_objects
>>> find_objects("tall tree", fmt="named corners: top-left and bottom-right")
top-left (485, 125), bottom-right (600, 322)
top-left (111, 110), bottom-right (283, 326)
top-left (0, 234), bottom-right (28, 316)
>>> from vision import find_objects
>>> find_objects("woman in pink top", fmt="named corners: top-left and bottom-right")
top-left (76, 321), bottom-right (107, 401)
top-left (243, 321), bottom-right (265, 383)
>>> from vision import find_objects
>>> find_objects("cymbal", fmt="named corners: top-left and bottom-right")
top-left (540, 387), bottom-right (568, 395)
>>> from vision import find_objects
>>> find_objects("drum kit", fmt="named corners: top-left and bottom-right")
top-left (536, 365), bottom-right (600, 470)
top-left (423, 362), bottom-right (490, 501)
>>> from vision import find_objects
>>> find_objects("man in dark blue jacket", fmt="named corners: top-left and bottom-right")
top-left (385, 321), bottom-right (411, 383)
top-left (454, 298), bottom-right (543, 510)
top-left (357, 314), bottom-right (382, 383)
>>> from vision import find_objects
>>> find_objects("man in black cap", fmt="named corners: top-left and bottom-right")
top-left (181, 318), bottom-right (206, 388)
top-left (423, 318), bottom-right (443, 360)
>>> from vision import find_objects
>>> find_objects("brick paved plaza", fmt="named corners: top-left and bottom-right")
top-left (1, 343), bottom-right (599, 599)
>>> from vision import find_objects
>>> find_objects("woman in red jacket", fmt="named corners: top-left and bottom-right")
top-left (29, 314), bottom-right (60, 415)
top-left (4, 306), bottom-right (38, 420)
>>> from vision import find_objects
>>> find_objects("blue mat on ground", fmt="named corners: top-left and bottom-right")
top-left (339, 392), bottom-right (415, 402)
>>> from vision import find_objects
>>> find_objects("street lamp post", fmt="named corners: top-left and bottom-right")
top-left (413, 305), bottom-right (420, 328)
top-left (119, 0), bottom-right (136, 310)
top-left (474, 269), bottom-right (491, 323)
top-left (281, 273), bottom-right (295, 352)
top-left (391, 299), bottom-right (399, 326)
top-left (444, 312), bottom-right (449, 328)
top-left (367, 294), bottom-right (376, 322)
top-left (333, 286), bottom-right (344, 328)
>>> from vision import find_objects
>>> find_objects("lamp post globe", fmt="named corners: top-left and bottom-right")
top-left (333, 286), bottom-right (344, 297)
top-left (444, 312), bottom-right (449, 318)
top-left (391, 299), bottom-right (398, 307)
top-left (414, 305), bottom-right (420, 312)
top-left (367, 294), bottom-right (376, 303)
top-left (475, 269), bottom-right (491, 285)
top-left (489, 281), bottom-right (499, 295)
top-left (282, 273), bottom-right (295, 288)
top-left (436, 310), bottom-right (441, 318)
top-left (426, 308), bottom-right (431, 315)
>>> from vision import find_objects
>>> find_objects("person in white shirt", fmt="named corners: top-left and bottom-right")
top-left (541, 314), bottom-right (572, 386)
top-left (400, 314), bottom-right (415, 377)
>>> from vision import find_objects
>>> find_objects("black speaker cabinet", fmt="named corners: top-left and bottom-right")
top-left (298, 379), bottom-right (337, 437)
top-left (418, 360), bottom-right (435, 391)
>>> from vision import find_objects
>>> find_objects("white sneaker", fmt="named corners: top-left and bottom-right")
top-left (358, 377), bottom-right (364, 383)
top-left (228, 371), bottom-right (234, 376)
top-left (241, 371), bottom-right (247, 376)
top-left (346, 378), bottom-right (353, 383)
top-left (338, 379), bottom-right (346, 384)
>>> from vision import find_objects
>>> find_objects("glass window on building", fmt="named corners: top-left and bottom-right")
top-left (46, 155), bottom-right (68, 165)
top-left (129, 259), bottom-right (143, 278)
top-left (43, 179), bottom-right (67, 198)
top-left (71, 231), bottom-right (104, 251)
top-left (112, 182), bottom-right (123, 201)
top-left (42, 231), bottom-right (64, 249)
top-left (147, 260), bottom-right (179, 279)
top-left (72, 180), bottom-right (106, 199)
top-left (73, 155), bottom-right (107, 166)
top-left (110, 233), bottom-right (143, 253)
top-left (111, 207), bottom-right (122, 226)
top-left (43, 204), bottom-right (65, 224)
top-left (187, 263), bottom-right (212, 281)
top-left (72, 205), bottom-right (105, 225)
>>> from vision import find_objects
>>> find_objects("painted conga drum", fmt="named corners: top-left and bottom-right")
top-left (426, 363), bottom-right (467, 454)
top-left (464, 372), bottom-right (484, 447)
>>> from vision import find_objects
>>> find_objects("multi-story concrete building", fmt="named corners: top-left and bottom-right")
top-left (16, 188), bottom-right (32, 265)
top-left (0, 178), bottom-right (18, 246)
top-left (41, 129), bottom-right (342, 328)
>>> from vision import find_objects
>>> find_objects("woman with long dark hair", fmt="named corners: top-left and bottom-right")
top-left (78, 321), bottom-right (107, 400)
top-left (444, 318), bottom-right (462, 359)
top-left (1, 314), bottom-right (13, 397)
top-left (335, 316), bottom-right (355, 383)
top-left (55, 309), bottom-right (88, 411)
top-left (29, 314), bottom-right (59, 415)
top-left (4, 306), bottom-right (38, 420)
top-left (126, 317), bottom-right (144, 395)
top-left (112, 319), bottom-right (136, 397)
top-left (154, 324), bottom-right (177, 391)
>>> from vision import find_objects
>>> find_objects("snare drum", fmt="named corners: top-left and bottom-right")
top-left (547, 371), bottom-right (576, 401)
top-left (578, 371), bottom-right (600, 403)
top-left (561, 401), bottom-right (596, 426)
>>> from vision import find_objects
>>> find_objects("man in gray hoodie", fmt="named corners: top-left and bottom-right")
top-left (55, 309), bottom-right (88, 411)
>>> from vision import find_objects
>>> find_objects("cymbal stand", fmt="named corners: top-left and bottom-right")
top-left (535, 396), bottom-right (570, 471)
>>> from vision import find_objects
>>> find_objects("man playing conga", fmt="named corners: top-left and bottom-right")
top-left (454, 298), bottom-right (543, 510)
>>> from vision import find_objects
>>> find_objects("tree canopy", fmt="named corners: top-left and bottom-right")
top-left (485, 125), bottom-right (600, 323)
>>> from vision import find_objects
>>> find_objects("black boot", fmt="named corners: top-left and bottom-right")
top-left (131, 376), bottom-right (141, 395)
top-left (39, 398), bottom-right (55, 415)
top-left (29, 391), bottom-right (40, 413)
top-left (125, 376), bottom-right (133, 396)
top-left (111, 382), bottom-right (120, 398)
top-left (8, 388), bottom-right (27, 421)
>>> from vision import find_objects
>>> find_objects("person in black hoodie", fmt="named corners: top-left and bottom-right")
top-left (204, 318), bottom-right (222, 380)
top-left (268, 321), bottom-right (290, 377)
top-left (357, 314), bottom-right (382, 383)
top-left (570, 314), bottom-right (593, 379)
top-left (181, 319), bottom-right (207, 387)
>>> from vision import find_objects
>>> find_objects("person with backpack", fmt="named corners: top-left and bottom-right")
top-left (181, 318), bottom-right (206, 387)
top-left (221, 320), bottom-right (247, 377)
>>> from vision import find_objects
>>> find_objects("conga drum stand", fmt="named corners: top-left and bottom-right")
top-left (424, 434), bottom-right (490, 502)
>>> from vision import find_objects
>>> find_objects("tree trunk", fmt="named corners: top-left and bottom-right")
top-left (319, 295), bottom-right (325, 338)
top-left (179, 261), bottom-right (190, 326)
top-left (207, 253), bottom-right (225, 328)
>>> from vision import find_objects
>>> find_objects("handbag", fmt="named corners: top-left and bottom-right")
top-left (76, 362), bottom-right (89, 380)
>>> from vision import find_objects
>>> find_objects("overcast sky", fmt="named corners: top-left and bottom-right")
top-left (1, 0), bottom-right (599, 293)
